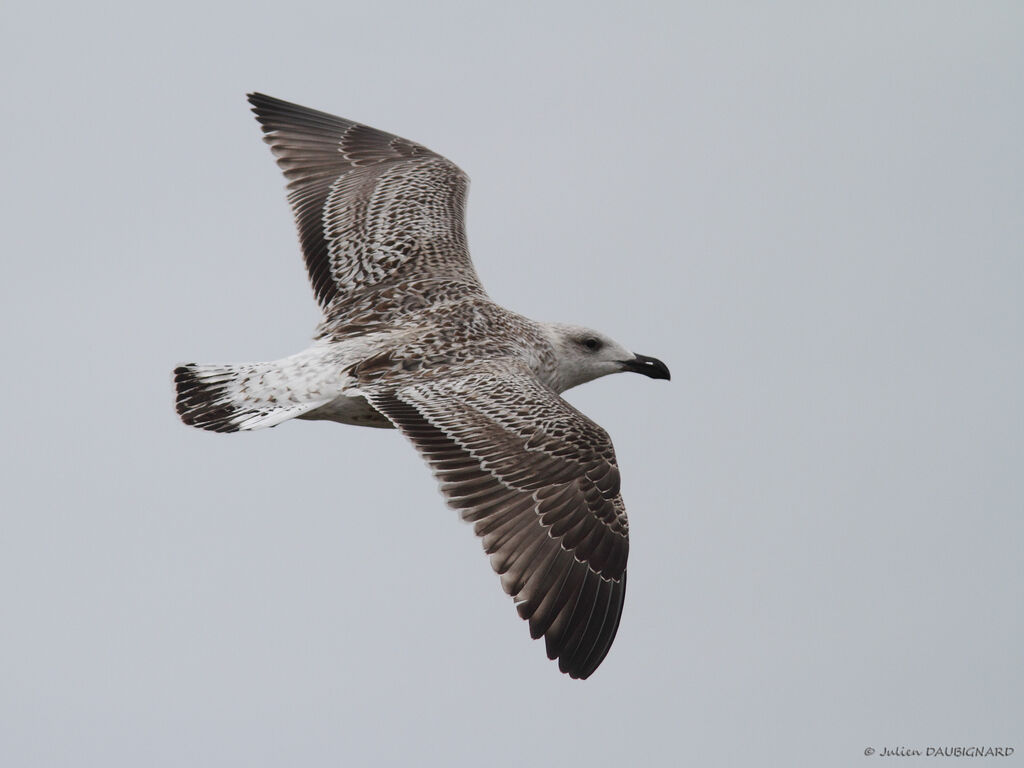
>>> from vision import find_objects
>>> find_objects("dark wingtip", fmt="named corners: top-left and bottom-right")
top-left (246, 91), bottom-right (275, 110)
top-left (246, 92), bottom-right (282, 124)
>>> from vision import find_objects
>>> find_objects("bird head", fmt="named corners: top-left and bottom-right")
top-left (541, 323), bottom-right (671, 393)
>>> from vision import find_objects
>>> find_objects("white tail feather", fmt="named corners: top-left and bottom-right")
top-left (173, 349), bottom-right (343, 433)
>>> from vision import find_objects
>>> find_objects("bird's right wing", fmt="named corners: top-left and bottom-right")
top-left (248, 93), bottom-right (487, 327)
top-left (367, 368), bottom-right (629, 679)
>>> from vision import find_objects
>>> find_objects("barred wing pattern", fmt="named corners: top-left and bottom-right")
top-left (369, 368), bottom-right (629, 679)
top-left (248, 93), bottom-right (484, 316)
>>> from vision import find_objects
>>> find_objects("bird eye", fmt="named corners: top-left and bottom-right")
top-left (581, 337), bottom-right (602, 352)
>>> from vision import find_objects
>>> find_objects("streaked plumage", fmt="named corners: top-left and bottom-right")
top-left (174, 94), bottom-right (670, 679)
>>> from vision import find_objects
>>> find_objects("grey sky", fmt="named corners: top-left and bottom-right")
top-left (1, 2), bottom-right (1021, 766)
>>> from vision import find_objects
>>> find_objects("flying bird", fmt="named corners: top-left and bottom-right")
top-left (174, 94), bottom-right (670, 679)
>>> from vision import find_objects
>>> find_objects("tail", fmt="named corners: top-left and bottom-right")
top-left (174, 358), bottom-right (336, 433)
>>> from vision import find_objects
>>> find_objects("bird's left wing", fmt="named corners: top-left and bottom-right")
top-left (366, 367), bottom-right (630, 679)
top-left (247, 93), bottom-right (486, 326)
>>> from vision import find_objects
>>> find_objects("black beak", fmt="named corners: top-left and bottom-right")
top-left (621, 354), bottom-right (671, 381)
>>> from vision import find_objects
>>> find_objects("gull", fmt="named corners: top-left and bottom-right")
top-left (174, 94), bottom-right (670, 679)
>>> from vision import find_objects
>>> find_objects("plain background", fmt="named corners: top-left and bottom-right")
top-left (1, 2), bottom-right (1021, 766)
